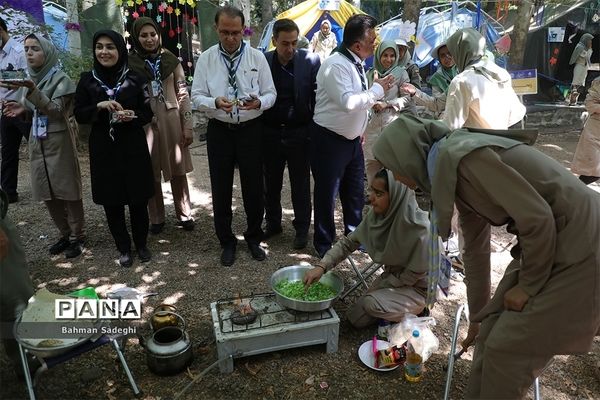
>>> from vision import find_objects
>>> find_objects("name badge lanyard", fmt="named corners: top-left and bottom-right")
top-left (145, 57), bottom-right (165, 103)
top-left (92, 69), bottom-right (127, 141)
top-left (220, 47), bottom-right (244, 123)
top-left (32, 66), bottom-right (58, 140)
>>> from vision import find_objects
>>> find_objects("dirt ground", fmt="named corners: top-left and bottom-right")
top-left (0, 126), bottom-right (599, 400)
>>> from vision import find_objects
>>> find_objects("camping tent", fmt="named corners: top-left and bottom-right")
top-left (519, 0), bottom-right (599, 100)
top-left (378, 1), bottom-right (505, 69)
top-left (257, 0), bottom-right (365, 52)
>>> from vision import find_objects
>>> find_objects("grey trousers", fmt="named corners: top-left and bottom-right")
top-left (44, 198), bottom-right (85, 242)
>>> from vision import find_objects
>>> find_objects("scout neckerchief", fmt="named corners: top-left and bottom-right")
top-left (92, 68), bottom-right (129, 141)
top-left (219, 42), bottom-right (245, 123)
top-left (145, 56), bottom-right (165, 102)
top-left (339, 46), bottom-right (367, 91)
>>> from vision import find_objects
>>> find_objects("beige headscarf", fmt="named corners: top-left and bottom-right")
top-left (372, 114), bottom-right (537, 237)
top-left (25, 34), bottom-right (76, 100)
top-left (569, 33), bottom-right (594, 65)
top-left (351, 170), bottom-right (430, 267)
top-left (446, 28), bottom-right (506, 84)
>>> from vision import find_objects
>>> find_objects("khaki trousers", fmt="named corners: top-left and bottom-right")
top-left (148, 174), bottom-right (192, 224)
top-left (347, 286), bottom-right (426, 328)
top-left (44, 198), bottom-right (85, 242)
top-left (465, 312), bottom-right (552, 399)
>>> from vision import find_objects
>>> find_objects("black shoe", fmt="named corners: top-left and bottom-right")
top-left (262, 225), bottom-right (282, 240)
top-left (293, 233), bottom-right (308, 250)
top-left (221, 241), bottom-right (237, 266)
top-left (119, 252), bottom-right (133, 267)
top-left (178, 220), bottom-right (195, 231)
top-left (49, 237), bottom-right (70, 255)
top-left (150, 222), bottom-right (165, 235)
top-left (64, 240), bottom-right (83, 259)
top-left (7, 193), bottom-right (18, 204)
top-left (138, 247), bottom-right (152, 263)
top-left (248, 243), bottom-right (266, 261)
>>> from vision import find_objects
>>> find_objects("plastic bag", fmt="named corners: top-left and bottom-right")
top-left (387, 314), bottom-right (439, 362)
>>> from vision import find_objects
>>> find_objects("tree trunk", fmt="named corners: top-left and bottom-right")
top-left (233, 0), bottom-right (251, 26)
top-left (509, 0), bottom-right (534, 69)
top-left (261, 0), bottom-right (273, 24)
top-left (403, 0), bottom-right (422, 27)
top-left (66, 0), bottom-right (81, 56)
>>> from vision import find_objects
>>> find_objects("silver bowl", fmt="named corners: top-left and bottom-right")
top-left (271, 265), bottom-right (344, 312)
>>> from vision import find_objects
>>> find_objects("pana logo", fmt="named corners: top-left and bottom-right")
top-left (54, 299), bottom-right (142, 320)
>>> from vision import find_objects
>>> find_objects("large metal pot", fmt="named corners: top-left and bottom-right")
top-left (140, 311), bottom-right (193, 375)
top-left (271, 265), bottom-right (344, 312)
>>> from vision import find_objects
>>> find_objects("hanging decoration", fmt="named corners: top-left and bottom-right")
top-left (115, 0), bottom-right (199, 80)
top-left (495, 0), bottom-right (510, 22)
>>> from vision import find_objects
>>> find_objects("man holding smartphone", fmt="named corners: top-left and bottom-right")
top-left (191, 5), bottom-right (276, 266)
top-left (310, 14), bottom-right (394, 257)
top-left (0, 17), bottom-right (29, 204)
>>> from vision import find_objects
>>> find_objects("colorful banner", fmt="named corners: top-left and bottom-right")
top-left (1, 0), bottom-right (45, 23)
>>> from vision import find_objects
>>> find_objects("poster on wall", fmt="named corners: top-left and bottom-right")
top-left (548, 27), bottom-right (565, 43)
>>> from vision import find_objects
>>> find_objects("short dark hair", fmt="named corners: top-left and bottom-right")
top-left (273, 19), bottom-right (299, 38)
top-left (0, 17), bottom-right (7, 32)
top-left (215, 5), bottom-right (244, 27)
top-left (343, 14), bottom-right (377, 47)
top-left (374, 168), bottom-right (389, 191)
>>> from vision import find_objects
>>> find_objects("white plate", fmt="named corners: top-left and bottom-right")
top-left (358, 339), bottom-right (400, 372)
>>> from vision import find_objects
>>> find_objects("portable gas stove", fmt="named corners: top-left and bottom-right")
top-left (210, 293), bottom-right (340, 373)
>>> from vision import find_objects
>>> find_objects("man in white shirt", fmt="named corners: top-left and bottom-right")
top-left (0, 17), bottom-right (29, 204)
top-left (310, 14), bottom-right (394, 257)
top-left (191, 5), bottom-right (276, 267)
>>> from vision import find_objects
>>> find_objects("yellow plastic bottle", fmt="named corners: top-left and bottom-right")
top-left (404, 329), bottom-right (423, 382)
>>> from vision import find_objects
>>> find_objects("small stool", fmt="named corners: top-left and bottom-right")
top-left (339, 256), bottom-right (382, 300)
top-left (18, 334), bottom-right (141, 400)
top-left (443, 303), bottom-right (541, 400)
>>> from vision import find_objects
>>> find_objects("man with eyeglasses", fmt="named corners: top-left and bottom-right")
top-left (191, 5), bottom-right (276, 267)
top-left (262, 19), bottom-right (320, 250)
top-left (309, 14), bottom-right (394, 258)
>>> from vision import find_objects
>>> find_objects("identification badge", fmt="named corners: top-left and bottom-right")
top-left (150, 80), bottom-right (161, 98)
top-left (34, 115), bottom-right (48, 140)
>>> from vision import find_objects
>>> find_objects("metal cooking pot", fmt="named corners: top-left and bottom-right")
top-left (271, 265), bottom-right (344, 312)
top-left (140, 311), bottom-right (193, 375)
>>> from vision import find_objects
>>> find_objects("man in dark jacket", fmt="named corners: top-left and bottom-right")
top-left (262, 19), bottom-right (320, 249)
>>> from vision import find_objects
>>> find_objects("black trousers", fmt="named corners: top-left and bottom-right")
top-left (0, 114), bottom-right (31, 196)
top-left (206, 118), bottom-right (264, 246)
top-left (310, 121), bottom-right (364, 257)
top-left (103, 202), bottom-right (149, 253)
top-left (262, 124), bottom-right (311, 235)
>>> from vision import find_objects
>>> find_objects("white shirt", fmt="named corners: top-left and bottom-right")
top-left (443, 60), bottom-right (526, 130)
top-left (313, 51), bottom-right (384, 140)
top-left (191, 43), bottom-right (276, 123)
top-left (0, 37), bottom-right (27, 102)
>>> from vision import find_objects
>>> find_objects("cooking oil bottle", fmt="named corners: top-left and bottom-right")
top-left (404, 329), bottom-right (423, 382)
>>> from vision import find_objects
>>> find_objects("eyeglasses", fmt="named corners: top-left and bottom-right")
top-left (218, 30), bottom-right (242, 38)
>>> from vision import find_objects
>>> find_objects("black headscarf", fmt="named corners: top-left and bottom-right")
top-left (129, 17), bottom-right (179, 82)
top-left (92, 30), bottom-right (128, 87)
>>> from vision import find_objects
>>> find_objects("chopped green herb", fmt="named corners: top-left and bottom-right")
top-left (275, 279), bottom-right (337, 301)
